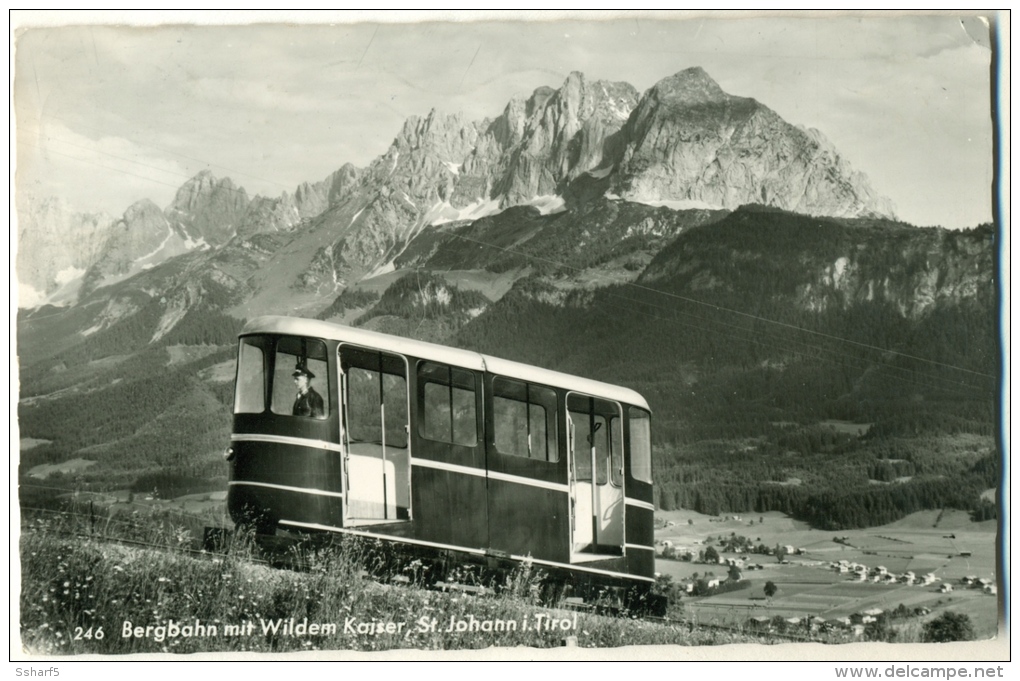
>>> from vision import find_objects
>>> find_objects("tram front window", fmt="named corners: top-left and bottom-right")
top-left (234, 339), bottom-right (266, 414)
top-left (270, 337), bottom-right (329, 419)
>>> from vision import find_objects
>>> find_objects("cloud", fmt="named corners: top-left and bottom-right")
top-left (15, 118), bottom-right (190, 214)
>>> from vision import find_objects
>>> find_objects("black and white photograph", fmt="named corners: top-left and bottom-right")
top-left (11, 10), bottom-right (1007, 665)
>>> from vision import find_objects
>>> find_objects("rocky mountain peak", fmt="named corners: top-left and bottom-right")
top-left (79, 195), bottom-right (188, 298)
top-left (485, 72), bottom-right (639, 205)
top-left (650, 66), bottom-right (730, 105)
top-left (165, 170), bottom-right (250, 246)
top-left (396, 109), bottom-right (479, 162)
top-left (605, 68), bottom-right (895, 219)
top-left (526, 85), bottom-right (558, 118)
top-left (123, 198), bottom-right (163, 223)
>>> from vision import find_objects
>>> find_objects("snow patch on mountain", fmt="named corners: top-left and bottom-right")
top-left (183, 235), bottom-right (211, 251)
top-left (526, 195), bottom-right (567, 215)
top-left (18, 282), bottom-right (45, 308)
top-left (429, 198), bottom-right (503, 225)
top-left (606, 193), bottom-right (721, 212)
top-left (427, 195), bottom-right (563, 226)
top-left (55, 266), bottom-right (86, 286)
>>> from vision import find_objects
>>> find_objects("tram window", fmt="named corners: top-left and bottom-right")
top-left (270, 337), bottom-right (329, 419)
top-left (493, 377), bottom-right (558, 462)
top-left (568, 394), bottom-right (622, 486)
top-left (420, 362), bottom-right (477, 447)
top-left (234, 339), bottom-right (266, 413)
top-left (346, 366), bottom-right (408, 448)
top-left (629, 407), bottom-right (653, 483)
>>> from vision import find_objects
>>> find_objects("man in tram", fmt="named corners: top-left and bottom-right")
top-left (292, 364), bottom-right (325, 418)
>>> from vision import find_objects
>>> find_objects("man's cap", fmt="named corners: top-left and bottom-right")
top-left (292, 365), bottom-right (315, 379)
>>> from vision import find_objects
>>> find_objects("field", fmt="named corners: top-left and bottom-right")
top-left (655, 509), bottom-right (999, 640)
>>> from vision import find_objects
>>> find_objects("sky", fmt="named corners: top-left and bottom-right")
top-left (12, 11), bottom-right (1001, 229)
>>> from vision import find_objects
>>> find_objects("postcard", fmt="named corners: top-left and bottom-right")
top-left (10, 10), bottom-right (1009, 667)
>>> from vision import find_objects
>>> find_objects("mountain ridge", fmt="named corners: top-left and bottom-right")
top-left (18, 67), bottom-right (898, 309)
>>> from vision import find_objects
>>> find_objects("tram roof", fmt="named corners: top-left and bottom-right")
top-left (242, 315), bottom-right (650, 411)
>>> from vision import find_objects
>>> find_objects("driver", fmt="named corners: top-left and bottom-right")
top-left (292, 365), bottom-right (325, 418)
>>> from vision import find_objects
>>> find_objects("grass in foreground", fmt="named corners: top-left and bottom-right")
top-left (20, 521), bottom-right (773, 655)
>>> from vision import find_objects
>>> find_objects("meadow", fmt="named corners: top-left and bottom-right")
top-left (18, 506), bottom-right (775, 656)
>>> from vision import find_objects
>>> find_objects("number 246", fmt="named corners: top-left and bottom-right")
top-left (73, 626), bottom-right (104, 640)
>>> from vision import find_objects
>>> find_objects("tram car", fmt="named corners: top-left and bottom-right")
top-left (226, 315), bottom-right (659, 608)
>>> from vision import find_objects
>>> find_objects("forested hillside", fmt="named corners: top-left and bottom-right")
top-left (452, 207), bottom-right (998, 529)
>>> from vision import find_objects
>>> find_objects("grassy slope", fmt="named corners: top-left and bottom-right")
top-left (19, 529), bottom-right (768, 655)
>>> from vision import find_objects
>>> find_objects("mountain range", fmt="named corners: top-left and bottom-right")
top-left (17, 68), bottom-right (896, 311)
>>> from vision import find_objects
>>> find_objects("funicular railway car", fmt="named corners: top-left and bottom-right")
top-left (226, 315), bottom-right (659, 609)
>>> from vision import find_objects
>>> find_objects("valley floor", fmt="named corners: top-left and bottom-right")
top-left (654, 509), bottom-right (1000, 641)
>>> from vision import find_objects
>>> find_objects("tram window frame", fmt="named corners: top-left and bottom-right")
top-left (567, 393), bottom-right (623, 488)
top-left (342, 348), bottom-right (408, 449)
top-left (492, 377), bottom-right (558, 462)
top-left (628, 407), bottom-right (653, 484)
top-left (234, 338), bottom-right (266, 414)
top-left (269, 336), bottom-right (330, 420)
top-left (609, 416), bottom-right (623, 487)
top-left (419, 362), bottom-right (478, 447)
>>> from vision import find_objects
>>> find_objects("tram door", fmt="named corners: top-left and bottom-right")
top-left (339, 346), bottom-right (411, 525)
top-left (567, 393), bottom-right (625, 555)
